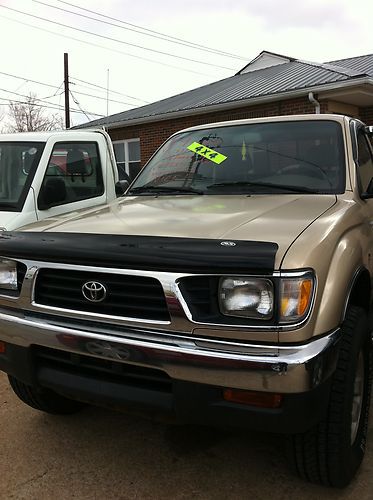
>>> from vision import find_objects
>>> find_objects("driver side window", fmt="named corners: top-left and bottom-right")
top-left (357, 132), bottom-right (373, 192)
top-left (38, 142), bottom-right (104, 209)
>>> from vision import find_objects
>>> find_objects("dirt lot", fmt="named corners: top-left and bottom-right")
top-left (1, 372), bottom-right (373, 500)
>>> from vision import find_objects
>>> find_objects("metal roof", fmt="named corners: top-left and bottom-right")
top-left (77, 53), bottom-right (373, 129)
top-left (327, 54), bottom-right (373, 76)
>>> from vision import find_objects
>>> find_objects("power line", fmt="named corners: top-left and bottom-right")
top-left (69, 77), bottom-right (149, 103)
top-left (39, 82), bottom-right (65, 101)
top-left (35, 0), bottom-right (247, 62)
top-left (0, 86), bottom-right (66, 107)
top-left (0, 88), bottom-right (105, 116)
top-left (69, 90), bottom-right (91, 121)
top-left (0, 86), bottom-right (61, 105)
top-left (1, 5), bottom-right (235, 71)
top-left (0, 95), bottom-right (80, 114)
top-left (0, 13), bottom-right (215, 78)
top-left (40, 90), bottom-right (64, 100)
top-left (70, 87), bottom-right (139, 107)
top-left (58, 0), bottom-right (247, 61)
top-left (0, 69), bottom-right (61, 90)
top-left (0, 69), bottom-right (148, 105)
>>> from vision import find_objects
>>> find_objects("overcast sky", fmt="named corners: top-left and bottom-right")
top-left (0, 0), bottom-right (373, 127)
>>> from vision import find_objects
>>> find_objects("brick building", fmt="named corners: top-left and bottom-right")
top-left (78, 51), bottom-right (373, 180)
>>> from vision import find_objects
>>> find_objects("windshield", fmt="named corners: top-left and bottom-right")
top-left (129, 121), bottom-right (345, 195)
top-left (0, 142), bottom-right (45, 211)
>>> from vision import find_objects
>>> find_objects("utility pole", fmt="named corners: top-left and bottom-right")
top-left (64, 52), bottom-right (70, 129)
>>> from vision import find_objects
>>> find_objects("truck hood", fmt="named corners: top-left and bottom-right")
top-left (22, 194), bottom-right (336, 267)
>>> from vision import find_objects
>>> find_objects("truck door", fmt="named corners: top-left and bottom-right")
top-left (36, 141), bottom-right (107, 219)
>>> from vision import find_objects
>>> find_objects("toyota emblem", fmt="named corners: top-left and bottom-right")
top-left (85, 340), bottom-right (130, 360)
top-left (82, 281), bottom-right (107, 303)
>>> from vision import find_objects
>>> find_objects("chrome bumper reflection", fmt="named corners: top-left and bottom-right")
top-left (0, 309), bottom-right (340, 393)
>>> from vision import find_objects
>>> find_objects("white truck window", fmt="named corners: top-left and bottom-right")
top-left (0, 142), bottom-right (44, 211)
top-left (39, 142), bottom-right (104, 208)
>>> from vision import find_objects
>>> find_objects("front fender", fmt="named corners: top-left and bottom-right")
top-left (312, 232), bottom-right (364, 334)
top-left (280, 198), bottom-right (369, 341)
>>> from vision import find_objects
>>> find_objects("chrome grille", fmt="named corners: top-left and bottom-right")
top-left (34, 268), bottom-right (170, 321)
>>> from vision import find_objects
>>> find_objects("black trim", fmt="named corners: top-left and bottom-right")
top-left (0, 233), bottom-right (278, 274)
top-left (349, 120), bottom-right (358, 164)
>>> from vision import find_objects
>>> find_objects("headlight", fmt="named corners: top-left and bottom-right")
top-left (219, 277), bottom-right (274, 319)
top-left (280, 275), bottom-right (314, 323)
top-left (0, 259), bottom-right (18, 290)
top-left (218, 273), bottom-right (314, 324)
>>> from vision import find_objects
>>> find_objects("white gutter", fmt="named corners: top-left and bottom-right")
top-left (83, 76), bottom-right (373, 130)
top-left (308, 92), bottom-right (321, 113)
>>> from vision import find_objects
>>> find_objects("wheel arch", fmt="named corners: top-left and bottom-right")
top-left (342, 267), bottom-right (371, 321)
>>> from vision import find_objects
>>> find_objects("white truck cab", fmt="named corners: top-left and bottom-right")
top-left (0, 129), bottom-right (120, 230)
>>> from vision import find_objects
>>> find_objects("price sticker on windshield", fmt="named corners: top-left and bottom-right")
top-left (187, 142), bottom-right (227, 165)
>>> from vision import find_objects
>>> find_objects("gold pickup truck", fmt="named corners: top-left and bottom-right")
top-left (0, 114), bottom-right (372, 487)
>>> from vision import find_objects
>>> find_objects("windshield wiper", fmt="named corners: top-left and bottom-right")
top-left (129, 185), bottom-right (204, 195)
top-left (206, 181), bottom-right (316, 193)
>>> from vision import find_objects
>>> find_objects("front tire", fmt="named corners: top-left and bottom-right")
top-left (291, 306), bottom-right (373, 487)
top-left (8, 375), bottom-right (84, 415)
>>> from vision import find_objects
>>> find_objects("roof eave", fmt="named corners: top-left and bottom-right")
top-left (84, 77), bottom-right (373, 131)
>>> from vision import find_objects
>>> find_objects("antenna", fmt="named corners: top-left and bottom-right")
top-left (106, 68), bottom-right (109, 117)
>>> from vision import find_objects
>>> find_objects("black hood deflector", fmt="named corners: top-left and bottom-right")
top-left (0, 232), bottom-right (278, 273)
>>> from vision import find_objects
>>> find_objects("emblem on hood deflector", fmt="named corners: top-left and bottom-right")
top-left (220, 241), bottom-right (236, 247)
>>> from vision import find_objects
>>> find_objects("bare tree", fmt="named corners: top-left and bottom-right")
top-left (4, 94), bottom-right (63, 133)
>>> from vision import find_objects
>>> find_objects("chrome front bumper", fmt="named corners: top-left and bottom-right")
top-left (0, 308), bottom-right (340, 393)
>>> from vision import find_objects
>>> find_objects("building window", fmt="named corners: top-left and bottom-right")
top-left (113, 139), bottom-right (141, 180)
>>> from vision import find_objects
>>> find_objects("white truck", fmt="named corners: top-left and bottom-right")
top-left (0, 129), bottom-right (124, 230)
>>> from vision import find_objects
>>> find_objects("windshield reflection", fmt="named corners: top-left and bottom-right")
top-left (130, 121), bottom-right (345, 196)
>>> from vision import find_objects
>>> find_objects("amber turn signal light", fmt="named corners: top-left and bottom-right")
top-left (223, 388), bottom-right (282, 408)
top-left (280, 275), bottom-right (314, 322)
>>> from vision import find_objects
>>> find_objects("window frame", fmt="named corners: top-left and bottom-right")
top-left (37, 140), bottom-right (104, 210)
top-left (112, 138), bottom-right (141, 179)
top-left (354, 125), bottom-right (373, 196)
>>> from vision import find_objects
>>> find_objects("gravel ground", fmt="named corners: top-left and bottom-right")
top-left (1, 372), bottom-right (373, 500)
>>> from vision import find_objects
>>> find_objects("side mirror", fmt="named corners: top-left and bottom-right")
top-left (115, 180), bottom-right (130, 196)
top-left (361, 192), bottom-right (373, 200)
top-left (38, 178), bottom-right (67, 210)
top-left (362, 178), bottom-right (373, 199)
top-left (365, 125), bottom-right (373, 137)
